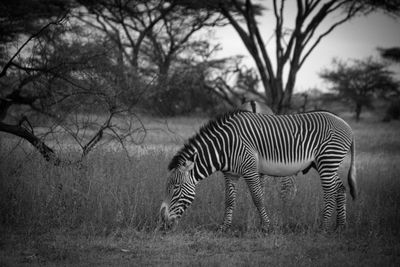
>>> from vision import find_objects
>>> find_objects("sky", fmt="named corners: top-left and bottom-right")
top-left (211, 2), bottom-right (400, 92)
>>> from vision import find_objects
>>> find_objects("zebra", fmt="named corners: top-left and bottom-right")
top-left (160, 110), bottom-right (357, 231)
top-left (239, 100), bottom-right (298, 201)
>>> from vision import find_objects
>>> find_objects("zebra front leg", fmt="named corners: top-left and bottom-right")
top-left (243, 172), bottom-right (270, 231)
top-left (221, 173), bottom-right (238, 231)
top-left (279, 176), bottom-right (297, 201)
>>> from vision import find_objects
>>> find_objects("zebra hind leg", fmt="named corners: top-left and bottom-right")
top-left (243, 172), bottom-right (270, 231)
top-left (336, 180), bottom-right (347, 230)
top-left (319, 172), bottom-right (340, 232)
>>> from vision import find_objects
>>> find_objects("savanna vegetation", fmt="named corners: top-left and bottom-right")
top-left (2, 0), bottom-right (400, 165)
top-left (1, 111), bottom-right (400, 266)
top-left (1, 0), bottom-right (400, 266)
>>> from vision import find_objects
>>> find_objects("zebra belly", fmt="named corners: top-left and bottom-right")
top-left (257, 155), bottom-right (314, 177)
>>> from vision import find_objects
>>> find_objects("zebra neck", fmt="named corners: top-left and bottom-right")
top-left (192, 140), bottom-right (223, 182)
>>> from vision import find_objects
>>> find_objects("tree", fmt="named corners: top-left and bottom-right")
top-left (320, 58), bottom-right (399, 121)
top-left (75, 0), bottom-right (174, 76)
top-left (0, 1), bottom-right (72, 163)
top-left (76, 1), bottom-right (223, 82)
top-left (151, 61), bottom-right (223, 115)
top-left (0, 3), bottom-right (146, 164)
top-left (379, 47), bottom-right (400, 63)
top-left (75, 0), bottom-right (225, 115)
top-left (0, 0), bottom-right (74, 43)
top-left (378, 46), bottom-right (400, 121)
top-left (176, 0), bottom-right (400, 113)
top-left (203, 56), bottom-right (264, 107)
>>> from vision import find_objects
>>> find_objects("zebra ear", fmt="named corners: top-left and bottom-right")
top-left (182, 153), bottom-right (196, 172)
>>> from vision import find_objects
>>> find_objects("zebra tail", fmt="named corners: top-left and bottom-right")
top-left (348, 137), bottom-right (357, 200)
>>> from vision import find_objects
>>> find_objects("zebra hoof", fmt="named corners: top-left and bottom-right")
top-left (218, 224), bottom-right (231, 233)
top-left (335, 224), bottom-right (347, 234)
top-left (261, 223), bottom-right (271, 233)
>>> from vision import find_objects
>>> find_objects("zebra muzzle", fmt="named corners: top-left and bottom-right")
top-left (160, 202), bottom-right (170, 222)
top-left (160, 202), bottom-right (178, 230)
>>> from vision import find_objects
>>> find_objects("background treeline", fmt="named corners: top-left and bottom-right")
top-left (1, 0), bottom-right (400, 163)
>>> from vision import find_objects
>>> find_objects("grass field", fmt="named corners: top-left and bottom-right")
top-left (1, 113), bottom-right (400, 266)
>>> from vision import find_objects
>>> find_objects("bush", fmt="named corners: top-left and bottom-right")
top-left (144, 66), bottom-right (225, 116)
top-left (383, 98), bottom-right (400, 122)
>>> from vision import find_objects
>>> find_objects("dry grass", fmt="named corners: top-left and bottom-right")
top-left (1, 115), bottom-right (400, 266)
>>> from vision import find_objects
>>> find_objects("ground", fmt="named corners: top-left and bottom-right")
top-left (1, 228), bottom-right (399, 266)
top-left (1, 112), bottom-right (400, 266)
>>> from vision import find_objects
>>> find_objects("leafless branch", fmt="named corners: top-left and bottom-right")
top-left (0, 15), bottom-right (67, 78)
top-left (0, 121), bottom-right (62, 165)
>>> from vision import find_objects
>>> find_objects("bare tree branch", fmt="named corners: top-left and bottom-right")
top-left (0, 121), bottom-right (62, 165)
top-left (0, 15), bottom-right (66, 78)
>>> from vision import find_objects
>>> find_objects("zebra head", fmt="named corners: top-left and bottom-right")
top-left (160, 156), bottom-right (197, 229)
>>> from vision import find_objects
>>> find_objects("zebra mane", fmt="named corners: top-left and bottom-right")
top-left (167, 110), bottom-right (246, 171)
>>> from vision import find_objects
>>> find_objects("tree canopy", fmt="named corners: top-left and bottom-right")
top-left (379, 47), bottom-right (400, 63)
top-left (174, 0), bottom-right (400, 113)
top-left (320, 58), bottom-right (399, 120)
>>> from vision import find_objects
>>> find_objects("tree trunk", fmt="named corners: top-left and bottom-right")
top-left (0, 121), bottom-right (61, 165)
top-left (355, 103), bottom-right (362, 121)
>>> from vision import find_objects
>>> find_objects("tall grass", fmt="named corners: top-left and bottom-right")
top-left (1, 119), bottom-right (400, 238)
top-left (0, 144), bottom-right (169, 234)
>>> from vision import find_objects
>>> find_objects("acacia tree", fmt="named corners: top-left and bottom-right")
top-left (74, 0), bottom-right (227, 116)
top-left (379, 47), bottom-right (400, 63)
top-left (0, 3), bottom-right (146, 164)
top-left (75, 0), bottom-right (174, 77)
top-left (320, 58), bottom-right (399, 121)
top-left (0, 1), bottom-right (73, 163)
top-left (176, 0), bottom-right (400, 113)
top-left (202, 56), bottom-right (263, 107)
top-left (142, 6), bottom-right (223, 81)
top-left (76, 0), bottom-right (223, 83)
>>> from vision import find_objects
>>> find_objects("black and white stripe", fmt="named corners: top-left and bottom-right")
top-left (163, 110), bottom-right (357, 231)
